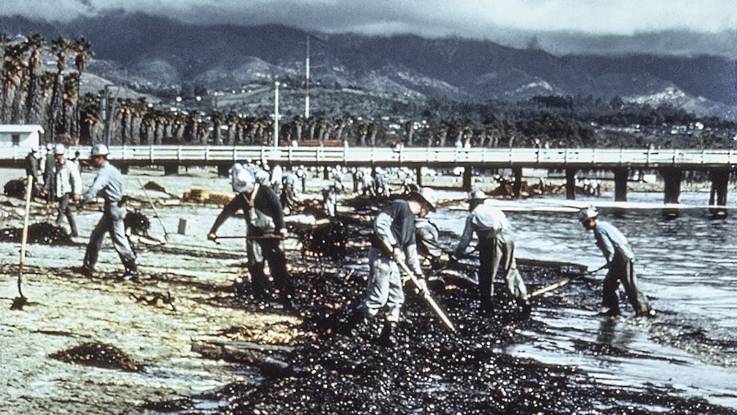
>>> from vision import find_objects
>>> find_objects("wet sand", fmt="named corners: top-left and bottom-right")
top-left (1, 167), bottom-right (736, 414)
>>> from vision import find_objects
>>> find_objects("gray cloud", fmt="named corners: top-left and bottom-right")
top-left (2, 0), bottom-right (737, 37)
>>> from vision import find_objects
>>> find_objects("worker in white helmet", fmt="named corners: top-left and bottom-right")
top-left (453, 189), bottom-right (528, 313)
top-left (78, 144), bottom-right (138, 280)
top-left (578, 206), bottom-right (654, 317)
top-left (44, 144), bottom-right (82, 237)
top-left (208, 164), bottom-right (295, 310)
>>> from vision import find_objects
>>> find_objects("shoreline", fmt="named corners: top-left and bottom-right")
top-left (1, 169), bottom-right (736, 414)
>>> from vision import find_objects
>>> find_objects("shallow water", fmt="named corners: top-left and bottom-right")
top-left (431, 190), bottom-right (737, 408)
top-left (3, 165), bottom-right (736, 411)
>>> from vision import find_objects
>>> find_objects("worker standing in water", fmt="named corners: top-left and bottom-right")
top-left (453, 189), bottom-right (528, 313)
top-left (578, 206), bottom-right (654, 318)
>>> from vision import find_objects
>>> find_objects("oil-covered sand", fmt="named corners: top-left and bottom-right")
top-left (1, 167), bottom-right (735, 414)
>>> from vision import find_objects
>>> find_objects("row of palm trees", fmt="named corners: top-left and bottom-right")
top-left (2, 32), bottom-right (592, 148)
top-left (1, 32), bottom-right (92, 142)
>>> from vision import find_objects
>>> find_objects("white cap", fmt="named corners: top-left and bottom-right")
top-left (90, 143), bottom-right (110, 157)
top-left (578, 206), bottom-right (599, 222)
top-left (467, 189), bottom-right (487, 202)
top-left (231, 167), bottom-right (255, 193)
top-left (53, 143), bottom-right (66, 155)
top-left (417, 187), bottom-right (437, 211)
top-left (46, 143), bottom-right (53, 150)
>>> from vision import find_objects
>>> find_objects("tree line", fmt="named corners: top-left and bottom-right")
top-left (3, 32), bottom-right (734, 149)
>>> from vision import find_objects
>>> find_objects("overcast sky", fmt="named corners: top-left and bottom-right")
top-left (2, 0), bottom-right (737, 37)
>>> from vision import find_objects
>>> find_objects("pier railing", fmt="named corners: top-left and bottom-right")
top-left (1, 146), bottom-right (736, 169)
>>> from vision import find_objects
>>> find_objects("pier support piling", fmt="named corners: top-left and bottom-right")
top-left (513, 167), bottom-right (523, 199)
top-left (709, 169), bottom-right (729, 206)
top-left (661, 168), bottom-right (682, 204)
top-left (613, 168), bottom-right (628, 202)
top-left (462, 167), bottom-right (473, 191)
top-left (164, 165), bottom-right (179, 176)
top-left (416, 167), bottom-right (423, 187)
top-left (216, 164), bottom-right (230, 177)
top-left (565, 168), bottom-right (576, 200)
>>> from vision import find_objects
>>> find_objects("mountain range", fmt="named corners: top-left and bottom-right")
top-left (2, 12), bottom-right (736, 119)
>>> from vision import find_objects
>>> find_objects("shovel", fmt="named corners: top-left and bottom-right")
top-left (11, 176), bottom-right (33, 310)
top-left (394, 257), bottom-right (456, 332)
top-left (528, 264), bottom-right (606, 300)
top-left (137, 178), bottom-right (170, 242)
top-left (210, 233), bottom-right (286, 244)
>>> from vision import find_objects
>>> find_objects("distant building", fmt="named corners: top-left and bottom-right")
top-left (0, 125), bottom-right (44, 153)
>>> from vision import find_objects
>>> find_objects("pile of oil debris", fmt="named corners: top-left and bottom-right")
top-left (0, 222), bottom-right (73, 245)
top-left (50, 341), bottom-right (143, 372)
top-left (124, 211), bottom-right (151, 236)
top-left (219, 263), bottom-right (736, 414)
top-left (3, 178), bottom-right (39, 199)
top-left (155, 220), bottom-right (736, 415)
top-left (140, 208), bottom-right (736, 415)
top-left (297, 220), bottom-right (347, 261)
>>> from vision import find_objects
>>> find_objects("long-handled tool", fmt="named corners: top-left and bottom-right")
top-left (11, 176), bottom-right (33, 310)
top-left (210, 233), bottom-right (286, 244)
top-left (394, 257), bottom-right (456, 332)
top-left (528, 264), bottom-right (607, 300)
top-left (137, 178), bottom-right (170, 242)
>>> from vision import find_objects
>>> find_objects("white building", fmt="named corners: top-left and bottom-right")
top-left (0, 125), bottom-right (44, 153)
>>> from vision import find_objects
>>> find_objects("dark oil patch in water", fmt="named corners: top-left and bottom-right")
top-left (49, 341), bottom-right (144, 372)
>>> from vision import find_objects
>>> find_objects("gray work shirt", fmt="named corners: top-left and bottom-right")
top-left (455, 203), bottom-right (509, 257)
top-left (415, 218), bottom-right (443, 259)
top-left (593, 220), bottom-right (634, 263)
top-left (82, 161), bottom-right (124, 205)
top-left (51, 159), bottom-right (82, 198)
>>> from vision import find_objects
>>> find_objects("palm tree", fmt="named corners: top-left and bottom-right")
top-left (211, 110), bottom-right (223, 145)
top-left (8, 43), bottom-right (29, 123)
top-left (47, 36), bottom-right (70, 141)
top-left (62, 73), bottom-right (80, 140)
top-left (79, 92), bottom-right (101, 144)
top-left (24, 33), bottom-right (45, 123)
top-left (72, 36), bottom-right (92, 140)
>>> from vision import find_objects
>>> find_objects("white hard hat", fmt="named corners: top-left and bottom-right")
top-left (231, 168), bottom-right (255, 193)
top-left (578, 206), bottom-right (599, 222)
top-left (230, 163), bottom-right (244, 175)
top-left (45, 143), bottom-right (53, 150)
top-left (467, 189), bottom-right (487, 202)
top-left (90, 143), bottom-right (110, 157)
top-left (416, 187), bottom-right (437, 211)
top-left (53, 143), bottom-right (66, 155)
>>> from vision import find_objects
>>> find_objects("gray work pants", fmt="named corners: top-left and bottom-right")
top-left (361, 247), bottom-right (404, 322)
top-left (245, 238), bottom-right (294, 301)
top-left (323, 192), bottom-right (337, 217)
top-left (83, 203), bottom-right (136, 271)
top-left (603, 251), bottom-right (651, 315)
top-left (55, 194), bottom-right (78, 236)
top-left (478, 230), bottom-right (527, 311)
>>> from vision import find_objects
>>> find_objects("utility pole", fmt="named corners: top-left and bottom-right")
top-left (305, 36), bottom-right (310, 119)
top-left (274, 80), bottom-right (280, 147)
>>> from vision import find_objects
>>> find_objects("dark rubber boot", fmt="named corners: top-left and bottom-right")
top-left (338, 308), bottom-right (366, 336)
top-left (121, 260), bottom-right (139, 282)
top-left (378, 321), bottom-right (397, 347)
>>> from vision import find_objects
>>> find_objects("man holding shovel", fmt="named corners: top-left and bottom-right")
top-left (578, 207), bottom-right (654, 318)
top-left (344, 188), bottom-right (436, 346)
top-left (208, 165), bottom-right (295, 310)
top-left (453, 189), bottom-right (528, 313)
